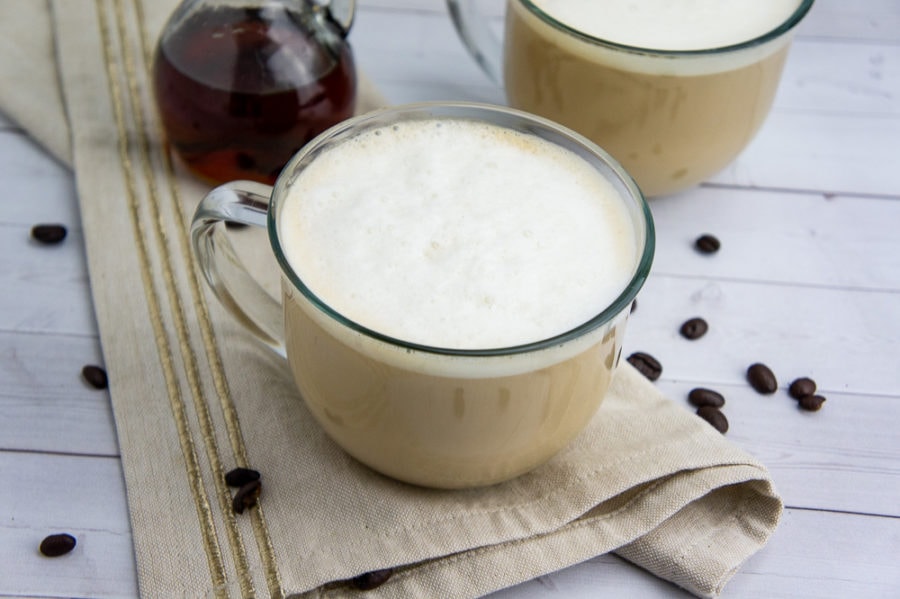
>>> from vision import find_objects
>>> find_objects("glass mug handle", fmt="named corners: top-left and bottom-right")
top-left (446, 0), bottom-right (504, 85)
top-left (190, 181), bottom-right (286, 356)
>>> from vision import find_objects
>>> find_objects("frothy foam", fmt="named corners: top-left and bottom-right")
top-left (530, 0), bottom-right (802, 51)
top-left (279, 118), bottom-right (636, 349)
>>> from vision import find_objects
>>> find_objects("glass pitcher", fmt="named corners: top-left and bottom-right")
top-left (152, 0), bottom-right (357, 185)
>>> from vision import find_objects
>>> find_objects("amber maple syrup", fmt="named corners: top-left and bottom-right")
top-left (153, 5), bottom-right (356, 184)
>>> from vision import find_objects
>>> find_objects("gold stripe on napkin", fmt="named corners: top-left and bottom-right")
top-left (1, 1), bottom-right (782, 597)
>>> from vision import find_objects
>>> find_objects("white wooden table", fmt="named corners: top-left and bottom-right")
top-left (2, 1), bottom-right (898, 597)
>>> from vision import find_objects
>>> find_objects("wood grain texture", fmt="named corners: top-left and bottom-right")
top-left (1, 0), bottom-right (897, 597)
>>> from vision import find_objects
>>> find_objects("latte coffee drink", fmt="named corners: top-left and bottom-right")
top-left (503, 0), bottom-right (808, 196)
top-left (192, 103), bottom-right (653, 488)
top-left (279, 111), bottom-right (646, 488)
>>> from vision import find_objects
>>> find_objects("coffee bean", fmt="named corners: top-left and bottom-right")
top-left (224, 220), bottom-right (248, 230)
top-left (225, 467), bottom-right (260, 488)
top-left (789, 377), bottom-right (817, 400)
top-left (351, 568), bottom-right (394, 590)
top-left (688, 388), bottom-right (725, 408)
top-left (680, 317), bottom-right (708, 340)
top-left (627, 352), bottom-right (662, 381)
top-left (746, 363), bottom-right (777, 394)
top-left (696, 406), bottom-right (728, 434)
top-left (31, 224), bottom-right (67, 244)
top-left (81, 365), bottom-right (108, 389)
top-left (232, 479), bottom-right (261, 514)
top-left (39, 533), bottom-right (77, 557)
top-left (694, 234), bottom-right (720, 254)
top-left (630, 299), bottom-right (637, 314)
top-left (798, 394), bottom-right (826, 411)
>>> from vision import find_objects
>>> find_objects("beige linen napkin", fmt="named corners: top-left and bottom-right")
top-left (0, 1), bottom-right (782, 597)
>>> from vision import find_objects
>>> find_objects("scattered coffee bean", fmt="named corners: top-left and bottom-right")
top-left (225, 467), bottom-right (261, 488)
top-left (696, 406), bottom-right (728, 434)
top-left (788, 377), bottom-right (817, 400)
top-left (351, 568), bottom-right (394, 590)
top-left (81, 365), bottom-right (108, 389)
top-left (224, 220), bottom-right (248, 230)
top-left (746, 363), bottom-right (778, 394)
top-left (798, 394), bottom-right (826, 412)
top-left (680, 317), bottom-right (709, 340)
top-left (39, 533), bottom-right (77, 557)
top-left (232, 479), bottom-right (262, 514)
top-left (688, 388), bottom-right (725, 408)
top-left (627, 352), bottom-right (662, 381)
top-left (31, 224), bottom-right (68, 244)
top-left (694, 234), bottom-right (720, 254)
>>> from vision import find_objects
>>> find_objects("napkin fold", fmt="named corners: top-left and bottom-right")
top-left (0, 1), bottom-right (783, 597)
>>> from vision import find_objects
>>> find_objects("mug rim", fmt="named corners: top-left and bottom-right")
top-left (519, 0), bottom-right (815, 57)
top-left (267, 101), bottom-right (655, 357)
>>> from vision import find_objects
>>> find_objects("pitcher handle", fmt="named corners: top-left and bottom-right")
top-left (446, 0), bottom-right (504, 85)
top-left (319, 0), bottom-right (356, 37)
top-left (191, 181), bottom-right (286, 356)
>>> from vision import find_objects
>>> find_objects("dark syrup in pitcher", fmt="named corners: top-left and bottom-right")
top-left (153, 5), bottom-right (356, 184)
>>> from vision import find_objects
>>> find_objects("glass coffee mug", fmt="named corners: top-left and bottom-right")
top-left (448, 0), bottom-right (815, 197)
top-left (191, 102), bottom-right (654, 489)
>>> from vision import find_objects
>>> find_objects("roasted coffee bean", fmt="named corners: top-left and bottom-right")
top-left (746, 363), bottom-right (778, 394)
top-left (694, 234), bottom-right (720, 254)
top-left (81, 365), bottom-right (108, 389)
top-left (232, 479), bottom-right (261, 514)
top-left (31, 224), bottom-right (68, 244)
top-left (225, 467), bottom-right (261, 488)
top-left (680, 317), bottom-right (709, 340)
top-left (627, 352), bottom-right (662, 381)
top-left (688, 388), bottom-right (725, 408)
top-left (224, 220), bottom-right (248, 230)
top-left (351, 568), bottom-right (394, 590)
top-left (789, 377), bottom-right (817, 400)
top-left (798, 394), bottom-right (826, 412)
top-left (696, 406), bottom-right (729, 434)
top-left (39, 533), bottom-right (77, 557)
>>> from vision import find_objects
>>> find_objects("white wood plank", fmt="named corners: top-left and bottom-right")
top-left (0, 222), bottom-right (97, 335)
top-left (653, 380), bottom-right (900, 516)
top-left (625, 275), bottom-right (899, 396)
top-left (0, 130), bottom-right (76, 225)
top-left (709, 109), bottom-right (900, 197)
top-left (648, 186), bottom-right (900, 290)
top-left (797, 0), bottom-right (900, 42)
top-left (490, 509), bottom-right (900, 598)
top-left (353, 5), bottom-right (503, 94)
top-left (721, 508), bottom-right (900, 599)
top-left (0, 330), bottom-right (118, 456)
top-left (0, 452), bottom-right (138, 599)
top-left (777, 39), bottom-right (900, 116)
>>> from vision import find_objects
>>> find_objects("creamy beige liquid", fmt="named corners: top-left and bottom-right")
top-left (278, 117), bottom-right (638, 487)
top-left (505, 0), bottom-right (801, 196)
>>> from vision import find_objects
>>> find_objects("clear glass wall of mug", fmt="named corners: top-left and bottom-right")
top-left (448, 0), bottom-right (815, 197)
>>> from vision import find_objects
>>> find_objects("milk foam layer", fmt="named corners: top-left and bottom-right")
top-left (530, 0), bottom-right (803, 51)
top-left (279, 118), bottom-right (636, 349)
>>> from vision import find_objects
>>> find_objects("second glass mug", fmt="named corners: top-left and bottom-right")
top-left (447, 0), bottom-right (815, 197)
top-left (191, 102), bottom-right (654, 489)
